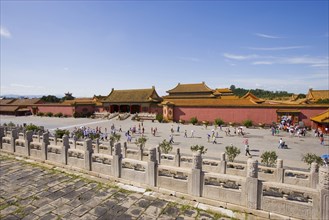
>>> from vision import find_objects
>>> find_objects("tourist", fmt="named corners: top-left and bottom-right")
top-left (184, 130), bottom-right (187, 138)
top-left (191, 130), bottom-right (194, 138)
top-left (278, 138), bottom-right (284, 149)
top-left (319, 133), bottom-right (324, 145)
top-left (245, 144), bottom-right (251, 156)
top-left (212, 135), bottom-right (217, 144)
top-left (169, 134), bottom-right (174, 144)
top-left (177, 125), bottom-right (180, 133)
top-left (207, 134), bottom-right (210, 142)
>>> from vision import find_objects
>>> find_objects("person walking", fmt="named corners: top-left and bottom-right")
top-left (184, 130), bottom-right (187, 138)
top-left (245, 144), bottom-right (251, 156)
top-left (212, 136), bottom-right (217, 144)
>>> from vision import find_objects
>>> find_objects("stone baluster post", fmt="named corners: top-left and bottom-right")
top-left (245, 159), bottom-right (260, 210)
top-left (175, 148), bottom-right (181, 167)
top-left (219, 153), bottom-right (227, 174)
top-left (275, 159), bottom-right (284, 183)
top-left (109, 140), bottom-right (114, 155)
top-left (38, 130), bottom-right (43, 142)
top-left (147, 147), bottom-right (157, 186)
top-left (62, 135), bottom-right (70, 165)
top-left (54, 136), bottom-right (58, 146)
top-left (188, 150), bottom-right (202, 197)
top-left (138, 144), bottom-right (143, 161)
top-left (10, 129), bottom-right (18, 153)
top-left (84, 139), bottom-right (93, 171)
top-left (156, 145), bottom-right (161, 164)
top-left (112, 142), bottom-right (122, 178)
top-left (41, 132), bottom-right (49, 160)
top-left (122, 142), bottom-right (127, 158)
top-left (0, 127), bottom-right (5, 149)
top-left (319, 166), bottom-right (329, 220)
top-left (310, 162), bottom-right (319, 188)
top-left (24, 130), bottom-right (33, 156)
top-left (95, 138), bottom-right (100, 153)
top-left (73, 135), bottom-right (77, 149)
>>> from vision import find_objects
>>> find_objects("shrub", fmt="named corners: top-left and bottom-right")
top-left (179, 119), bottom-right (185, 124)
top-left (25, 123), bottom-right (42, 132)
top-left (89, 133), bottom-right (100, 140)
top-left (55, 129), bottom-right (69, 138)
top-left (73, 112), bottom-right (80, 118)
top-left (225, 145), bottom-right (241, 162)
top-left (37, 112), bottom-right (44, 116)
top-left (243, 119), bottom-right (253, 128)
top-left (159, 139), bottom-right (173, 154)
top-left (45, 112), bottom-right (53, 117)
top-left (7, 121), bottom-right (16, 127)
top-left (156, 114), bottom-right (163, 122)
top-left (110, 133), bottom-right (121, 143)
top-left (135, 136), bottom-right (148, 149)
top-left (190, 117), bottom-right (198, 125)
top-left (301, 153), bottom-right (323, 167)
top-left (214, 118), bottom-right (225, 126)
top-left (190, 145), bottom-right (208, 155)
top-left (261, 151), bottom-right (278, 167)
top-left (54, 112), bottom-right (63, 118)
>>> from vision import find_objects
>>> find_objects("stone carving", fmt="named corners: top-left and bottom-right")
top-left (158, 169), bottom-right (188, 180)
top-left (122, 162), bottom-right (145, 172)
top-left (247, 159), bottom-right (258, 178)
top-left (319, 166), bottom-right (329, 190)
top-left (192, 151), bottom-right (202, 169)
top-left (204, 177), bottom-right (241, 190)
top-left (149, 148), bottom-right (156, 162)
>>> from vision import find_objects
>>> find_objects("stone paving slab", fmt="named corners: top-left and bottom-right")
top-left (1, 154), bottom-right (251, 219)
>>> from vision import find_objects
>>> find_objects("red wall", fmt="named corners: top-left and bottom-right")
top-left (173, 106), bottom-right (328, 127)
top-left (37, 105), bottom-right (74, 116)
top-left (75, 105), bottom-right (95, 114)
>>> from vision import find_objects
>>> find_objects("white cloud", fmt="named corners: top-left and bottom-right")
top-left (247, 46), bottom-right (306, 51)
top-left (10, 83), bottom-right (34, 88)
top-left (252, 61), bottom-right (273, 65)
top-left (223, 53), bottom-right (258, 60)
top-left (177, 56), bottom-right (201, 62)
top-left (0, 26), bottom-right (12, 38)
top-left (223, 53), bottom-right (328, 68)
top-left (254, 33), bottom-right (282, 39)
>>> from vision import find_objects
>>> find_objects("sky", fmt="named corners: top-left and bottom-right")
top-left (1, 1), bottom-right (328, 97)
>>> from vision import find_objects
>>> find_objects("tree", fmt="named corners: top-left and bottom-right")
top-left (190, 117), bottom-right (198, 125)
top-left (110, 133), bottom-right (121, 143)
top-left (159, 139), bottom-right (173, 154)
top-left (190, 145), bottom-right (208, 155)
top-left (301, 153), bottom-right (323, 167)
top-left (25, 123), bottom-right (42, 132)
top-left (135, 136), bottom-right (148, 149)
top-left (156, 113), bottom-right (163, 122)
top-left (214, 118), bottom-right (225, 126)
top-left (55, 129), bottom-right (70, 138)
top-left (261, 151), bottom-right (278, 167)
top-left (40, 95), bottom-right (61, 103)
top-left (225, 145), bottom-right (241, 162)
top-left (230, 85), bottom-right (236, 91)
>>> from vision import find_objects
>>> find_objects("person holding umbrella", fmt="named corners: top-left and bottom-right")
top-left (321, 154), bottom-right (329, 167)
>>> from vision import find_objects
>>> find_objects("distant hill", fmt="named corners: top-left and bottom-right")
top-left (0, 94), bottom-right (63, 99)
top-left (229, 85), bottom-right (306, 100)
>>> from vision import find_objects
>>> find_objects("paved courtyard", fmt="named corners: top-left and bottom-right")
top-left (1, 115), bottom-right (328, 169)
top-left (0, 154), bottom-right (234, 220)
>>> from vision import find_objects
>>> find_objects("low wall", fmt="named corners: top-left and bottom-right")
top-left (1, 127), bottom-right (328, 220)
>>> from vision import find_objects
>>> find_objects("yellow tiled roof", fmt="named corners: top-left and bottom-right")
top-left (310, 109), bottom-right (329, 123)
top-left (0, 105), bottom-right (19, 112)
top-left (162, 98), bottom-right (258, 106)
top-left (307, 89), bottom-right (329, 100)
top-left (10, 98), bottom-right (41, 105)
top-left (0, 99), bottom-right (16, 105)
top-left (166, 82), bottom-right (213, 94)
top-left (103, 87), bottom-right (162, 103)
top-left (213, 88), bottom-right (233, 94)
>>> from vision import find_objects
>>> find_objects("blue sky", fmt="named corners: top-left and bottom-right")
top-left (1, 1), bottom-right (328, 97)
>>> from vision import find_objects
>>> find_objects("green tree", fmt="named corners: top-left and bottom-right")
top-left (214, 118), bottom-right (225, 126)
top-left (110, 133), bottom-right (121, 143)
top-left (261, 151), bottom-right (278, 167)
top-left (55, 129), bottom-right (69, 138)
top-left (243, 119), bottom-right (253, 128)
top-left (225, 145), bottom-right (241, 162)
top-left (40, 95), bottom-right (61, 103)
top-left (159, 139), bottom-right (173, 154)
top-left (25, 123), bottom-right (42, 132)
top-left (301, 153), bottom-right (323, 167)
top-left (135, 136), bottom-right (148, 149)
top-left (156, 113), bottom-right (163, 122)
top-left (190, 117), bottom-right (198, 125)
top-left (190, 145), bottom-right (208, 155)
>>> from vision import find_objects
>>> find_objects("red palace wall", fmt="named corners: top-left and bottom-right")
top-left (37, 105), bottom-right (74, 116)
top-left (75, 105), bottom-right (95, 114)
top-left (173, 106), bottom-right (328, 127)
